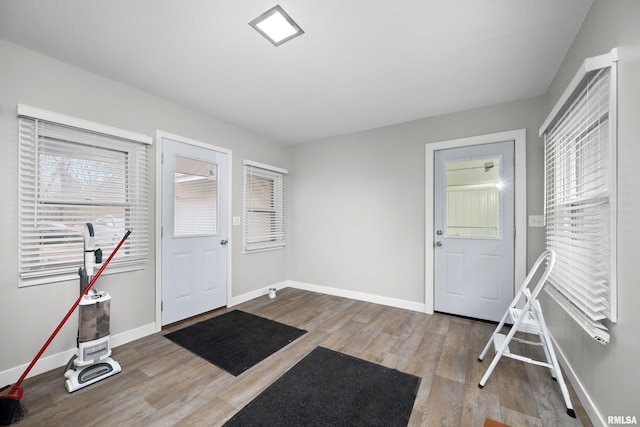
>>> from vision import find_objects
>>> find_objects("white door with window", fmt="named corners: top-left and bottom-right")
top-left (161, 136), bottom-right (228, 325)
top-left (434, 141), bottom-right (514, 322)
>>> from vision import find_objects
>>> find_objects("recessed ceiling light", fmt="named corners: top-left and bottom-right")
top-left (249, 5), bottom-right (304, 47)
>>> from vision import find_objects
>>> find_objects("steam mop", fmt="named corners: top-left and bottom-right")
top-left (64, 223), bottom-right (122, 392)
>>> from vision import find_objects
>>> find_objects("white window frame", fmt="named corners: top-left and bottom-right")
top-left (539, 48), bottom-right (618, 344)
top-left (17, 104), bottom-right (152, 286)
top-left (243, 160), bottom-right (287, 253)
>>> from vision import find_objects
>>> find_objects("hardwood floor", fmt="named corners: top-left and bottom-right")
top-left (13, 288), bottom-right (593, 426)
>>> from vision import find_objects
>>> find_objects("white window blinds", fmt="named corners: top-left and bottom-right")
top-left (18, 105), bottom-right (151, 286)
top-left (243, 160), bottom-right (287, 252)
top-left (174, 157), bottom-right (218, 237)
top-left (539, 49), bottom-right (618, 344)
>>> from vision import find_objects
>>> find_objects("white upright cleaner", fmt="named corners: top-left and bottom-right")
top-left (64, 223), bottom-right (122, 392)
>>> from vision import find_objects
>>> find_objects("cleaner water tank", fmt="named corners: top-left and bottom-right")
top-left (78, 291), bottom-right (111, 343)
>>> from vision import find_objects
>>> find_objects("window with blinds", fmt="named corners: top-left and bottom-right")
top-left (174, 156), bottom-right (218, 237)
top-left (243, 160), bottom-right (287, 252)
top-left (540, 49), bottom-right (618, 344)
top-left (18, 105), bottom-right (151, 286)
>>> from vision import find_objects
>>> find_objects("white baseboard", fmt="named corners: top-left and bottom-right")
top-left (228, 281), bottom-right (289, 307)
top-left (110, 322), bottom-right (156, 348)
top-left (286, 280), bottom-right (426, 313)
top-left (228, 280), bottom-right (426, 313)
top-left (0, 322), bottom-right (155, 389)
top-left (550, 333), bottom-right (606, 427)
top-left (0, 348), bottom-right (78, 391)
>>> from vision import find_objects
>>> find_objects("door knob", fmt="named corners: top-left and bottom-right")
top-left (435, 241), bottom-right (443, 247)
top-left (436, 230), bottom-right (443, 235)
top-left (220, 239), bottom-right (228, 246)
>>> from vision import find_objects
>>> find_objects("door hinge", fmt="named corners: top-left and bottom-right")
top-left (161, 152), bottom-right (164, 164)
top-left (514, 227), bottom-right (516, 239)
top-left (161, 226), bottom-right (163, 238)
top-left (161, 301), bottom-right (163, 311)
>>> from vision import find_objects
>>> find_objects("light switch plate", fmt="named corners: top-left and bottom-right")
top-left (528, 215), bottom-right (545, 227)
top-left (233, 216), bottom-right (241, 226)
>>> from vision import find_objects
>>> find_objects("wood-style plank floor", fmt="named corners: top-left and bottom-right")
top-left (13, 288), bottom-right (593, 426)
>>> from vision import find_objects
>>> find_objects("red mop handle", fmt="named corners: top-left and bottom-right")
top-left (5, 230), bottom-right (132, 398)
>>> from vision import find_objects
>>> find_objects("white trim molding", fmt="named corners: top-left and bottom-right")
top-left (229, 280), bottom-right (426, 313)
top-left (243, 159), bottom-right (288, 175)
top-left (550, 334), bottom-right (607, 427)
top-left (425, 129), bottom-right (527, 315)
top-left (539, 48), bottom-right (618, 137)
top-left (287, 281), bottom-right (426, 312)
top-left (17, 104), bottom-right (152, 144)
top-left (0, 322), bottom-right (155, 388)
top-left (228, 281), bottom-right (290, 307)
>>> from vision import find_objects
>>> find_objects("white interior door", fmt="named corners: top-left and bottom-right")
top-left (434, 141), bottom-right (514, 322)
top-left (161, 137), bottom-right (228, 325)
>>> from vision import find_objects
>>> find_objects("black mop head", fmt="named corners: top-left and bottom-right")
top-left (0, 396), bottom-right (25, 426)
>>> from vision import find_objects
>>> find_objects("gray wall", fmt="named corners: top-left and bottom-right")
top-left (288, 96), bottom-right (547, 303)
top-left (0, 39), bottom-right (289, 371)
top-left (540, 0), bottom-right (640, 420)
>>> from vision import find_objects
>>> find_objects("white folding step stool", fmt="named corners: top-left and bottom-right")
top-left (477, 250), bottom-right (576, 418)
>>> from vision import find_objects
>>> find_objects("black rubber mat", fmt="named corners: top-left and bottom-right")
top-left (164, 310), bottom-right (306, 376)
top-left (224, 346), bottom-right (421, 426)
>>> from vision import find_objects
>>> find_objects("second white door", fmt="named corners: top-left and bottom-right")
top-left (161, 137), bottom-right (228, 325)
top-left (434, 141), bottom-right (514, 322)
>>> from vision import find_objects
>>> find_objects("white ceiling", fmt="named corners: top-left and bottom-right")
top-left (0, 0), bottom-right (592, 145)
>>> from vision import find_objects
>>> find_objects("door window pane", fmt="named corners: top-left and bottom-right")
top-left (174, 156), bottom-right (218, 236)
top-left (445, 157), bottom-right (501, 238)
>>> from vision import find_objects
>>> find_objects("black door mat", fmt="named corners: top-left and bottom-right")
top-left (223, 346), bottom-right (422, 426)
top-left (164, 310), bottom-right (307, 376)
